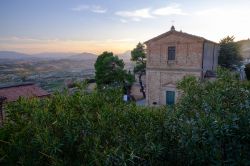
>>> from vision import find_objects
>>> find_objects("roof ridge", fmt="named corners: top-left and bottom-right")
top-left (144, 29), bottom-right (217, 44)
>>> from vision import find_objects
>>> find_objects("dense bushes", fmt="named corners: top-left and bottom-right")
top-left (176, 68), bottom-right (250, 164)
top-left (0, 69), bottom-right (250, 165)
top-left (0, 89), bottom-right (170, 165)
top-left (245, 63), bottom-right (250, 80)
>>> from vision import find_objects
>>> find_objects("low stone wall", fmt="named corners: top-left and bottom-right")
top-left (130, 84), bottom-right (144, 101)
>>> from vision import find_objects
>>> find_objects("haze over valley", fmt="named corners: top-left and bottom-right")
top-left (0, 0), bottom-right (250, 91)
top-left (0, 51), bottom-right (133, 92)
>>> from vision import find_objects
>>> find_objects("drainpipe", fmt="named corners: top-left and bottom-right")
top-left (201, 41), bottom-right (205, 79)
top-left (212, 44), bottom-right (215, 70)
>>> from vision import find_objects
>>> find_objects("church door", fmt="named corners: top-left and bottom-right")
top-left (166, 91), bottom-right (175, 105)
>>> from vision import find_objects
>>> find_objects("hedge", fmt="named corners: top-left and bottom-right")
top-left (0, 68), bottom-right (249, 165)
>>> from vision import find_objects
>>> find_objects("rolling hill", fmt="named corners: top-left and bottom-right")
top-left (69, 52), bottom-right (97, 60)
top-left (32, 52), bottom-right (77, 59)
top-left (117, 50), bottom-right (131, 62)
top-left (0, 51), bottom-right (31, 59)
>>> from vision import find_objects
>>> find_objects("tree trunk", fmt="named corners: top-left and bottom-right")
top-left (0, 102), bottom-right (4, 126)
top-left (139, 73), bottom-right (146, 98)
top-left (0, 97), bottom-right (6, 126)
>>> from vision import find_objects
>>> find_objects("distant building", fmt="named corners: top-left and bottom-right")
top-left (0, 83), bottom-right (50, 125)
top-left (145, 26), bottom-right (219, 106)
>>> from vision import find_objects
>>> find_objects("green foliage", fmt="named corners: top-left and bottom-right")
top-left (245, 63), bottom-right (250, 80)
top-left (0, 68), bottom-right (250, 165)
top-left (131, 43), bottom-right (147, 98)
top-left (218, 36), bottom-right (242, 68)
top-left (176, 67), bottom-right (250, 165)
top-left (0, 89), bottom-right (170, 165)
top-left (131, 42), bottom-right (146, 75)
top-left (94, 51), bottom-right (134, 89)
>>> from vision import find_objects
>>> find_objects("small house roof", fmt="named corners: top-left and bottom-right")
top-left (0, 83), bottom-right (50, 102)
top-left (144, 26), bottom-right (218, 45)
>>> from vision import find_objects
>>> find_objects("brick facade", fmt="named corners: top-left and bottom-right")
top-left (145, 26), bottom-right (219, 106)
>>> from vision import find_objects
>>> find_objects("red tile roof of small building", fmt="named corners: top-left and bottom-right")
top-left (0, 83), bottom-right (50, 102)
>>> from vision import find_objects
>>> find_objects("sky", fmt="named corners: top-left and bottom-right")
top-left (0, 0), bottom-right (250, 54)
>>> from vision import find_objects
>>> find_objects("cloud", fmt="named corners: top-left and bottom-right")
top-left (115, 8), bottom-right (153, 21)
top-left (152, 4), bottom-right (187, 16)
top-left (0, 36), bottom-right (135, 43)
top-left (0, 36), bottom-right (60, 43)
top-left (120, 19), bottom-right (128, 23)
top-left (105, 38), bottom-right (136, 43)
top-left (90, 5), bottom-right (107, 13)
top-left (71, 5), bottom-right (89, 11)
top-left (116, 4), bottom-right (186, 22)
top-left (194, 8), bottom-right (224, 16)
top-left (71, 5), bottom-right (107, 13)
top-left (194, 7), bottom-right (250, 16)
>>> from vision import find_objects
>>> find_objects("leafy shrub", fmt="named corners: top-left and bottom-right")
top-left (218, 36), bottom-right (242, 68)
top-left (245, 63), bottom-right (250, 80)
top-left (176, 68), bottom-right (250, 165)
top-left (0, 89), bottom-right (171, 165)
top-left (0, 68), bottom-right (249, 165)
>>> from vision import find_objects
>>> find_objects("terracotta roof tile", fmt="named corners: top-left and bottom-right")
top-left (0, 83), bottom-right (50, 102)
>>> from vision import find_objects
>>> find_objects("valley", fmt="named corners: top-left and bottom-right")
top-left (0, 51), bottom-right (133, 92)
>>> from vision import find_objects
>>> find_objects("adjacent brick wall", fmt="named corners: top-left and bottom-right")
top-left (203, 42), bottom-right (220, 76)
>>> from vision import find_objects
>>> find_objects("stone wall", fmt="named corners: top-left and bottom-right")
top-left (145, 32), bottom-right (205, 105)
top-left (130, 83), bottom-right (144, 100)
top-left (146, 33), bottom-right (204, 70)
top-left (146, 69), bottom-right (201, 105)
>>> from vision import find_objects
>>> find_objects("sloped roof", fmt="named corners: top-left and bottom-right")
top-left (144, 26), bottom-right (218, 44)
top-left (0, 83), bottom-right (50, 102)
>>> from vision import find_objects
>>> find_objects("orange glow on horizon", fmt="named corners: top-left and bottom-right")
top-left (0, 39), bottom-right (138, 55)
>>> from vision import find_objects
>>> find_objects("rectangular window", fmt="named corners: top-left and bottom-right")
top-left (166, 91), bottom-right (175, 105)
top-left (168, 46), bottom-right (176, 60)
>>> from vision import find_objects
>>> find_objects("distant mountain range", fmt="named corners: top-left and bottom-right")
top-left (117, 50), bottom-right (131, 62)
top-left (0, 50), bottom-right (132, 61)
top-left (1, 40), bottom-right (249, 62)
top-left (70, 52), bottom-right (98, 60)
top-left (0, 51), bottom-right (33, 59)
top-left (0, 51), bottom-right (98, 60)
top-left (33, 52), bottom-right (77, 59)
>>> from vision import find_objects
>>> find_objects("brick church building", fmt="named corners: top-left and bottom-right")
top-left (145, 26), bottom-right (219, 106)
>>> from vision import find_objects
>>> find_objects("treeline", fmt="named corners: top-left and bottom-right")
top-left (0, 68), bottom-right (249, 165)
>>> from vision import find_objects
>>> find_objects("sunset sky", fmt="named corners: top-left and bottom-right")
top-left (0, 0), bottom-right (250, 54)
